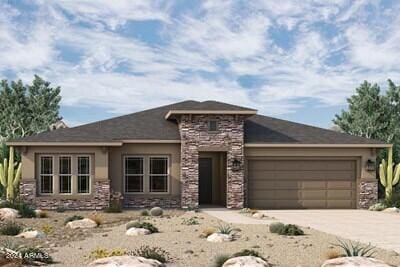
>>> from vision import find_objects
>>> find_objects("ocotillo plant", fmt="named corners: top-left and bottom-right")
top-left (0, 147), bottom-right (22, 200)
top-left (379, 147), bottom-right (400, 203)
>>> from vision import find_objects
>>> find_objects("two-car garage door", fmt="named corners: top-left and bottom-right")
top-left (248, 159), bottom-right (357, 209)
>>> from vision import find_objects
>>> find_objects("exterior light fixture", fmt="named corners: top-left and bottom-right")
top-left (232, 159), bottom-right (241, 171)
top-left (366, 159), bottom-right (376, 172)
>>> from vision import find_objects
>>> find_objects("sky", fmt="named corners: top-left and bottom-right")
top-left (1, 0), bottom-right (400, 128)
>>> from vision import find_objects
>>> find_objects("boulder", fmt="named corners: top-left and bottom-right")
top-left (321, 257), bottom-right (392, 267)
top-left (126, 227), bottom-right (151, 236)
top-left (17, 230), bottom-right (46, 239)
top-left (252, 212), bottom-right (265, 219)
top-left (66, 218), bottom-right (97, 229)
top-left (223, 256), bottom-right (271, 267)
top-left (382, 207), bottom-right (400, 213)
top-left (0, 208), bottom-right (18, 221)
top-left (207, 233), bottom-right (232, 243)
top-left (87, 256), bottom-right (163, 267)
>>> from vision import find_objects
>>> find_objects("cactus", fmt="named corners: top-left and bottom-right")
top-left (379, 147), bottom-right (400, 202)
top-left (0, 147), bottom-right (22, 200)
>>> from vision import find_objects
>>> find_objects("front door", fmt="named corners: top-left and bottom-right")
top-left (199, 158), bottom-right (212, 205)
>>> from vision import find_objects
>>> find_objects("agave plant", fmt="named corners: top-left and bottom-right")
top-left (333, 239), bottom-right (376, 257)
top-left (216, 223), bottom-right (240, 235)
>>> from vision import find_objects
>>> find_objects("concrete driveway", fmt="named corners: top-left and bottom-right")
top-left (264, 210), bottom-right (400, 252)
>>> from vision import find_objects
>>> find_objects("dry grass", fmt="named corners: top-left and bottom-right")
top-left (199, 227), bottom-right (216, 238)
top-left (88, 213), bottom-right (104, 226)
top-left (323, 248), bottom-right (342, 260)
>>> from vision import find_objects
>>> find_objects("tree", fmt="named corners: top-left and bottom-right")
top-left (0, 75), bottom-right (61, 143)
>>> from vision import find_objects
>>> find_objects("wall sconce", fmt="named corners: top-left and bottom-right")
top-left (232, 159), bottom-right (241, 171)
top-left (366, 159), bottom-right (376, 172)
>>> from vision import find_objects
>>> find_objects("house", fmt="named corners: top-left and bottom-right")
top-left (7, 100), bottom-right (389, 210)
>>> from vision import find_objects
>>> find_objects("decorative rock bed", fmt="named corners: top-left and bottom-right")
top-left (207, 233), bottom-right (233, 243)
top-left (222, 256), bottom-right (271, 267)
top-left (66, 218), bottom-right (97, 229)
top-left (321, 256), bottom-right (392, 267)
top-left (17, 230), bottom-right (46, 239)
top-left (126, 227), bottom-right (151, 236)
top-left (87, 255), bottom-right (163, 267)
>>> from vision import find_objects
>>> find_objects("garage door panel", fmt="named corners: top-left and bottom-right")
top-left (248, 159), bottom-right (357, 209)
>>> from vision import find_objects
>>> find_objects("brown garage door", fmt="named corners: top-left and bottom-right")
top-left (248, 159), bottom-right (357, 209)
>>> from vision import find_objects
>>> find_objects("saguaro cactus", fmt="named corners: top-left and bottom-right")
top-left (0, 147), bottom-right (22, 200)
top-left (379, 147), bottom-right (400, 202)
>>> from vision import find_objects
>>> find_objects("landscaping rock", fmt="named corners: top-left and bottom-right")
top-left (126, 227), bottom-right (151, 236)
top-left (66, 218), bottom-right (97, 229)
top-left (382, 207), bottom-right (400, 213)
top-left (321, 257), bottom-right (392, 267)
top-left (207, 233), bottom-right (232, 243)
top-left (0, 208), bottom-right (18, 221)
top-left (16, 230), bottom-right (46, 239)
top-left (222, 256), bottom-right (271, 267)
top-left (87, 255), bottom-right (163, 267)
top-left (252, 212), bottom-right (265, 219)
top-left (150, 207), bottom-right (163, 216)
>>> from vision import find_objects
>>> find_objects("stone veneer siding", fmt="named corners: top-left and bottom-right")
top-left (359, 180), bottom-right (378, 209)
top-left (123, 196), bottom-right (181, 208)
top-left (19, 180), bottom-right (110, 210)
top-left (179, 114), bottom-right (245, 209)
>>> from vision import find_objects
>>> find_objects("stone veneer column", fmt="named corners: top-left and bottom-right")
top-left (179, 114), bottom-right (245, 209)
top-left (359, 180), bottom-right (378, 209)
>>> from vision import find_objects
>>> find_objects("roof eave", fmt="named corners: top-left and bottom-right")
top-left (165, 110), bottom-right (258, 119)
top-left (244, 143), bottom-right (392, 148)
top-left (6, 141), bottom-right (123, 147)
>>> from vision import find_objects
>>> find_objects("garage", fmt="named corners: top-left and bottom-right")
top-left (247, 158), bottom-right (357, 209)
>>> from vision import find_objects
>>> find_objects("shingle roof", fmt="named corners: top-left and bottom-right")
top-left (10, 100), bottom-right (385, 145)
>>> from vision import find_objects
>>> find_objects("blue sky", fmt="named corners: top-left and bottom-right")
top-left (1, 0), bottom-right (400, 128)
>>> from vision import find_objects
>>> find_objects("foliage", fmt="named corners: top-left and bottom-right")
top-left (0, 221), bottom-right (23, 236)
top-left (64, 215), bottom-right (84, 225)
top-left (216, 223), bottom-right (240, 235)
top-left (129, 245), bottom-right (171, 263)
top-left (55, 206), bottom-right (66, 213)
top-left (126, 221), bottom-right (158, 233)
top-left (104, 198), bottom-right (122, 213)
top-left (333, 239), bottom-right (376, 257)
top-left (87, 247), bottom-right (126, 260)
top-left (182, 217), bottom-right (199, 225)
top-left (150, 207), bottom-right (163, 216)
top-left (368, 202), bottom-right (387, 211)
top-left (278, 224), bottom-right (304, 236)
top-left (0, 238), bottom-right (20, 251)
top-left (19, 247), bottom-right (53, 264)
top-left (88, 213), bottom-right (103, 226)
top-left (0, 76), bottom-right (61, 143)
top-left (269, 222), bottom-right (285, 233)
top-left (199, 227), bottom-right (216, 238)
top-left (140, 209), bottom-right (149, 216)
top-left (0, 147), bottom-right (22, 200)
top-left (213, 254), bottom-right (231, 267)
top-left (232, 249), bottom-right (263, 259)
top-left (379, 147), bottom-right (400, 203)
top-left (40, 224), bottom-right (53, 235)
top-left (0, 201), bottom-right (36, 218)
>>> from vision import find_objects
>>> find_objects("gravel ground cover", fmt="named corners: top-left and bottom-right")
top-left (42, 211), bottom-right (400, 267)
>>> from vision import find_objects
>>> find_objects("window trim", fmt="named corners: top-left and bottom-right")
top-left (77, 155), bottom-right (92, 195)
top-left (39, 155), bottom-right (54, 195)
top-left (58, 155), bottom-right (72, 195)
top-left (123, 156), bottom-right (145, 195)
top-left (149, 156), bottom-right (169, 194)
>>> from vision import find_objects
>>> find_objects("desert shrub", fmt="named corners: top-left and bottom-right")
top-left (150, 207), bottom-right (163, 216)
top-left (278, 224), bottom-right (304, 236)
top-left (140, 209), bottom-right (149, 216)
top-left (64, 215), bottom-right (84, 225)
top-left (126, 221), bottom-right (158, 233)
top-left (368, 202), bottom-right (387, 211)
top-left (36, 210), bottom-right (48, 218)
top-left (0, 221), bottom-right (23, 236)
top-left (324, 248), bottom-right (342, 260)
top-left (87, 247), bottom-right (127, 260)
top-left (239, 208), bottom-right (257, 214)
top-left (232, 249), bottom-right (263, 259)
top-left (41, 224), bottom-right (53, 235)
top-left (213, 254), bottom-right (231, 267)
top-left (104, 199), bottom-right (122, 213)
top-left (216, 223), bottom-right (239, 235)
top-left (55, 206), bottom-right (66, 213)
top-left (88, 214), bottom-right (103, 226)
top-left (19, 247), bottom-right (53, 264)
top-left (269, 222), bottom-right (284, 233)
top-left (199, 227), bottom-right (216, 238)
top-left (0, 238), bottom-right (20, 251)
top-left (182, 217), bottom-right (199, 225)
top-left (333, 239), bottom-right (376, 257)
top-left (1, 201), bottom-right (36, 218)
top-left (129, 245), bottom-right (170, 263)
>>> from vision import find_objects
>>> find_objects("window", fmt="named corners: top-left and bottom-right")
top-left (40, 156), bottom-right (53, 194)
top-left (59, 156), bottom-right (71, 194)
top-left (208, 120), bottom-right (218, 131)
top-left (78, 156), bottom-right (90, 194)
top-left (125, 157), bottom-right (144, 193)
top-left (149, 157), bottom-right (168, 193)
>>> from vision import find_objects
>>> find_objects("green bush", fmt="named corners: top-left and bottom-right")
top-left (269, 222), bottom-right (284, 233)
top-left (129, 246), bottom-right (170, 263)
top-left (278, 224), bottom-right (304, 236)
top-left (0, 221), bottom-right (23, 236)
top-left (0, 201), bottom-right (36, 218)
top-left (140, 209), bottom-right (149, 216)
top-left (64, 215), bottom-right (84, 225)
top-left (232, 249), bottom-right (263, 258)
top-left (19, 247), bottom-right (53, 264)
top-left (150, 207), bottom-right (163, 216)
top-left (126, 221), bottom-right (158, 233)
top-left (368, 202), bottom-right (387, 211)
top-left (55, 206), bottom-right (66, 213)
top-left (213, 254), bottom-right (231, 267)
top-left (103, 199), bottom-right (122, 213)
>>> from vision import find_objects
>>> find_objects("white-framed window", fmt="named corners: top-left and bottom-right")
top-left (78, 156), bottom-right (90, 194)
top-left (59, 156), bottom-right (72, 194)
top-left (124, 157), bottom-right (144, 193)
top-left (40, 156), bottom-right (53, 194)
top-left (149, 157), bottom-right (168, 193)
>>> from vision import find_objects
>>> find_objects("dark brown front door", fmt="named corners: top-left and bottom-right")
top-left (199, 158), bottom-right (212, 205)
